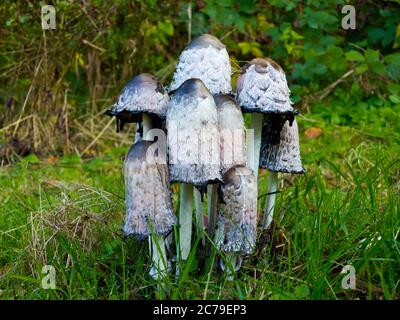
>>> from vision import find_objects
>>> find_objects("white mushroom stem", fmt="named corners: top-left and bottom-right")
top-left (225, 253), bottom-right (239, 281)
top-left (247, 113), bottom-right (263, 178)
top-left (179, 183), bottom-right (194, 261)
top-left (207, 184), bottom-right (218, 240)
top-left (149, 234), bottom-right (168, 280)
top-left (262, 171), bottom-right (278, 230)
top-left (221, 253), bottom-right (242, 281)
top-left (207, 185), bottom-right (213, 219)
top-left (194, 189), bottom-right (205, 242)
top-left (142, 113), bottom-right (152, 137)
top-left (252, 113), bottom-right (264, 179)
top-left (142, 113), bottom-right (169, 280)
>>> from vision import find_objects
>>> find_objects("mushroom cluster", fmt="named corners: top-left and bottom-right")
top-left (107, 34), bottom-right (305, 280)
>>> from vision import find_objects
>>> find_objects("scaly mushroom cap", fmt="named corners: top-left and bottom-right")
top-left (166, 79), bottom-right (221, 188)
top-left (107, 73), bottom-right (169, 132)
top-left (259, 118), bottom-right (305, 174)
top-left (215, 166), bottom-right (257, 254)
top-left (214, 94), bottom-right (246, 175)
top-left (123, 140), bottom-right (176, 240)
top-left (236, 58), bottom-right (295, 115)
top-left (170, 34), bottom-right (232, 95)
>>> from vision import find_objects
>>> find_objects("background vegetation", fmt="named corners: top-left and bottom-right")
top-left (0, 0), bottom-right (399, 299)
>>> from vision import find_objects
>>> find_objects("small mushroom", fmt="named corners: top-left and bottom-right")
top-left (170, 34), bottom-right (232, 95)
top-left (124, 140), bottom-right (176, 279)
top-left (106, 73), bottom-right (169, 135)
top-left (215, 166), bottom-right (257, 279)
top-left (260, 118), bottom-right (305, 230)
top-left (236, 58), bottom-right (297, 178)
top-left (260, 118), bottom-right (305, 174)
top-left (166, 78), bottom-right (221, 263)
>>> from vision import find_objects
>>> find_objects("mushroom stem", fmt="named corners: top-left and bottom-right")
top-left (207, 184), bottom-right (219, 240)
top-left (262, 171), bottom-right (278, 230)
top-left (194, 188), bottom-right (205, 243)
top-left (142, 113), bottom-right (152, 140)
top-left (149, 234), bottom-right (168, 280)
top-left (247, 113), bottom-right (263, 178)
top-left (220, 253), bottom-right (242, 281)
top-left (207, 185), bottom-right (213, 218)
top-left (179, 183), bottom-right (194, 261)
top-left (142, 113), bottom-right (170, 279)
top-left (226, 253), bottom-right (239, 281)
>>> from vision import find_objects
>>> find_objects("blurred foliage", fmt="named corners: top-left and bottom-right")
top-left (0, 0), bottom-right (399, 155)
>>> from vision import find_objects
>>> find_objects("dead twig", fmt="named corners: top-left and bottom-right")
top-left (80, 117), bottom-right (114, 156)
top-left (318, 69), bottom-right (355, 101)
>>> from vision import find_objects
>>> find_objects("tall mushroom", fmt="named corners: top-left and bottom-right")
top-left (260, 118), bottom-right (305, 230)
top-left (124, 140), bottom-right (176, 279)
top-left (213, 95), bottom-right (255, 278)
top-left (215, 166), bottom-right (257, 279)
top-left (107, 73), bottom-right (171, 279)
top-left (210, 94), bottom-right (246, 239)
top-left (166, 78), bottom-right (221, 267)
top-left (170, 34), bottom-right (232, 239)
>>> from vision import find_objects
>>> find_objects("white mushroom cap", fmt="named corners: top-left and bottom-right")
top-left (214, 94), bottom-right (246, 175)
top-left (107, 73), bottom-right (169, 131)
top-left (166, 78), bottom-right (221, 188)
top-left (123, 140), bottom-right (176, 239)
top-left (170, 34), bottom-right (232, 95)
top-left (259, 118), bottom-right (305, 174)
top-left (236, 58), bottom-right (295, 115)
top-left (215, 166), bottom-right (257, 254)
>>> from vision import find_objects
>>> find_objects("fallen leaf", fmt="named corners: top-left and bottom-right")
top-left (305, 127), bottom-right (323, 139)
top-left (47, 155), bottom-right (59, 163)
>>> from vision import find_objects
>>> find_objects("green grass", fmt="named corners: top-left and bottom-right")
top-left (0, 114), bottom-right (399, 300)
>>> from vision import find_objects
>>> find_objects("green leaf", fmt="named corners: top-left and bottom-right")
top-left (157, 20), bottom-right (174, 36)
top-left (238, 42), bottom-right (252, 55)
top-left (371, 61), bottom-right (386, 75)
top-left (388, 83), bottom-right (400, 95)
top-left (294, 284), bottom-right (310, 298)
top-left (365, 49), bottom-right (380, 63)
top-left (385, 53), bottom-right (400, 65)
top-left (238, 0), bottom-right (257, 14)
top-left (251, 47), bottom-right (263, 57)
top-left (356, 63), bottom-right (369, 74)
top-left (389, 95), bottom-right (400, 104)
top-left (345, 51), bottom-right (365, 62)
top-left (22, 154), bottom-right (39, 164)
top-left (60, 154), bottom-right (81, 165)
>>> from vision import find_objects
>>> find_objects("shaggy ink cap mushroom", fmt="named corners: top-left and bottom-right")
top-left (170, 34), bottom-right (232, 95)
top-left (259, 119), bottom-right (305, 174)
top-left (237, 58), bottom-right (295, 114)
top-left (216, 165), bottom-right (257, 255)
top-left (166, 78), bottom-right (222, 191)
top-left (123, 140), bottom-right (176, 240)
top-left (106, 73), bottom-right (169, 132)
top-left (236, 58), bottom-right (299, 138)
